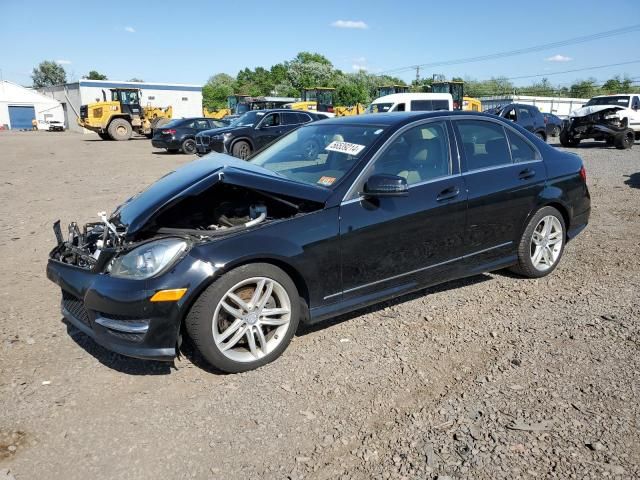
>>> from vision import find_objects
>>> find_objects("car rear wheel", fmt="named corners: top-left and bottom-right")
top-left (535, 132), bottom-right (547, 142)
top-left (185, 263), bottom-right (300, 373)
top-left (551, 126), bottom-right (560, 137)
top-left (181, 138), bottom-right (197, 154)
top-left (614, 129), bottom-right (634, 150)
top-left (232, 140), bottom-right (252, 159)
top-left (510, 206), bottom-right (566, 278)
top-left (107, 118), bottom-right (132, 141)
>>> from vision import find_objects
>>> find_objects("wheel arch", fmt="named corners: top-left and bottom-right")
top-left (229, 136), bottom-right (255, 153)
top-left (179, 255), bottom-right (312, 329)
top-left (522, 198), bottom-right (571, 241)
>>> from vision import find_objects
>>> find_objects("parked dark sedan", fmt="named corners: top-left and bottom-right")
top-left (195, 108), bottom-right (322, 159)
top-left (542, 112), bottom-right (563, 137)
top-left (486, 103), bottom-right (547, 140)
top-left (47, 112), bottom-right (590, 373)
top-left (152, 117), bottom-right (229, 154)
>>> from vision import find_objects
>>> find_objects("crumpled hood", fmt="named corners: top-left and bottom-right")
top-left (110, 154), bottom-right (331, 237)
top-left (570, 105), bottom-right (624, 118)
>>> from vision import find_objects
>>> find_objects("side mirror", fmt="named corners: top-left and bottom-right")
top-left (362, 174), bottom-right (408, 198)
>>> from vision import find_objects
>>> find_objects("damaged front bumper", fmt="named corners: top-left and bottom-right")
top-left (47, 232), bottom-right (220, 362)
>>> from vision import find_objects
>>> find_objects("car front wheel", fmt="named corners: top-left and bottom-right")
top-left (182, 138), bottom-right (197, 154)
top-left (510, 206), bottom-right (566, 278)
top-left (185, 263), bottom-right (300, 373)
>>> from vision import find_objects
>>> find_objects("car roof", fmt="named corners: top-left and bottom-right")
top-left (371, 92), bottom-right (452, 104)
top-left (317, 111), bottom-right (504, 127)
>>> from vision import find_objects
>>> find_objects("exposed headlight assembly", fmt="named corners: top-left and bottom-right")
top-left (109, 238), bottom-right (188, 279)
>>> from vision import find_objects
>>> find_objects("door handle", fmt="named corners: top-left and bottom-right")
top-left (436, 186), bottom-right (460, 201)
top-left (519, 168), bottom-right (535, 180)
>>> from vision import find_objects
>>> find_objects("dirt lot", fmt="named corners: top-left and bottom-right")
top-left (0, 130), bottom-right (638, 480)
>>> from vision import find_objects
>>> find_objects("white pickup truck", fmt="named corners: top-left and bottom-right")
top-left (560, 94), bottom-right (640, 149)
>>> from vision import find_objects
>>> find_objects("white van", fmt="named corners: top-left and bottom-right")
top-left (366, 93), bottom-right (453, 114)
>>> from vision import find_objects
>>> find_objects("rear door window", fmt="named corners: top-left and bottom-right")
top-left (455, 120), bottom-right (512, 170)
top-left (194, 120), bottom-right (209, 129)
top-left (410, 100), bottom-right (432, 111)
top-left (283, 112), bottom-right (302, 125)
top-left (506, 129), bottom-right (539, 163)
top-left (393, 103), bottom-right (406, 112)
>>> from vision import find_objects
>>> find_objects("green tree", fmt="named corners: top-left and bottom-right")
top-left (31, 60), bottom-right (67, 87)
top-left (202, 73), bottom-right (236, 110)
top-left (83, 70), bottom-right (108, 80)
top-left (128, 78), bottom-right (144, 82)
top-left (569, 78), bottom-right (598, 98)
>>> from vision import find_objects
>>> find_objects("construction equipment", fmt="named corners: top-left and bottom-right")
top-left (78, 88), bottom-right (172, 140)
top-left (203, 95), bottom-right (299, 120)
top-left (288, 88), bottom-right (365, 117)
top-left (376, 84), bottom-right (410, 97)
top-left (463, 97), bottom-right (482, 111)
top-left (430, 79), bottom-right (482, 111)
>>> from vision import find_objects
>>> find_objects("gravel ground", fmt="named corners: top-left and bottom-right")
top-left (0, 130), bottom-right (638, 480)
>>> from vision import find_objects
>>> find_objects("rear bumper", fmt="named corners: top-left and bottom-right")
top-left (568, 206), bottom-right (590, 241)
top-left (151, 137), bottom-right (180, 149)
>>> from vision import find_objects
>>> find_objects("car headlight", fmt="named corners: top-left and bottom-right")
top-left (109, 238), bottom-right (187, 279)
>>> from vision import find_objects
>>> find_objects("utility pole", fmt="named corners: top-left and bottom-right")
top-left (415, 66), bottom-right (420, 84)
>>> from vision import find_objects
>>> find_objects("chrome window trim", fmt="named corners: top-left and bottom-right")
top-left (462, 159), bottom-right (543, 176)
top-left (341, 118), bottom-right (458, 203)
top-left (323, 241), bottom-right (512, 300)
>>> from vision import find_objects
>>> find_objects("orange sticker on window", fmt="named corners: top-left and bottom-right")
top-left (317, 176), bottom-right (336, 186)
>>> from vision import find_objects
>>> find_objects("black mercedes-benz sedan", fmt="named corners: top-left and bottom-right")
top-left (151, 117), bottom-right (229, 154)
top-left (195, 109), bottom-right (323, 159)
top-left (47, 112), bottom-right (590, 373)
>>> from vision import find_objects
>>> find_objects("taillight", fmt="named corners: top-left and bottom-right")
top-left (162, 129), bottom-right (176, 135)
top-left (579, 165), bottom-right (587, 182)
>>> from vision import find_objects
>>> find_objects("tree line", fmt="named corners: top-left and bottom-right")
top-left (30, 56), bottom-right (637, 105)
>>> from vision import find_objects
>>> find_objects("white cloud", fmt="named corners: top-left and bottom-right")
top-left (545, 54), bottom-right (572, 62)
top-left (124, 26), bottom-right (136, 33)
top-left (331, 20), bottom-right (368, 29)
top-left (352, 64), bottom-right (368, 71)
top-left (55, 59), bottom-right (72, 65)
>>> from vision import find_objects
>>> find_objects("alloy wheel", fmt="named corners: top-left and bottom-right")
top-left (530, 215), bottom-right (563, 272)
top-left (212, 277), bottom-right (291, 363)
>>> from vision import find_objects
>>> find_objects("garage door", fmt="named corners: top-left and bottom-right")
top-left (8, 105), bottom-right (36, 129)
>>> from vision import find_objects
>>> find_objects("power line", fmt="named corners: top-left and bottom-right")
top-left (500, 60), bottom-right (640, 81)
top-left (379, 24), bottom-right (640, 75)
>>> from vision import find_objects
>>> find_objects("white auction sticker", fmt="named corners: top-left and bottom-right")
top-left (325, 141), bottom-right (366, 156)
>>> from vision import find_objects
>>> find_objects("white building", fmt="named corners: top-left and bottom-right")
top-left (0, 80), bottom-right (64, 130)
top-left (39, 79), bottom-right (203, 133)
top-left (479, 95), bottom-right (589, 118)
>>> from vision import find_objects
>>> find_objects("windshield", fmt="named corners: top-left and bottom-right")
top-left (249, 124), bottom-right (386, 187)
top-left (586, 96), bottom-right (630, 107)
top-left (229, 110), bottom-right (265, 127)
top-left (366, 103), bottom-right (393, 113)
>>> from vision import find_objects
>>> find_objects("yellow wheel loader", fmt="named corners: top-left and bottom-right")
top-left (77, 88), bottom-right (172, 140)
top-left (288, 88), bottom-right (364, 117)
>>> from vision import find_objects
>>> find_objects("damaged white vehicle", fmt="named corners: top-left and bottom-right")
top-left (560, 94), bottom-right (640, 149)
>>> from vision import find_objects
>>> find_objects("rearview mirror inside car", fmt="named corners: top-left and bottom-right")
top-left (362, 174), bottom-right (408, 198)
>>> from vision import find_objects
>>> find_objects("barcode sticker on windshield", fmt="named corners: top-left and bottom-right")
top-left (325, 141), bottom-right (366, 156)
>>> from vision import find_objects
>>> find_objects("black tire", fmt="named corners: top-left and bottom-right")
top-left (551, 126), bottom-right (561, 137)
top-left (559, 130), bottom-right (580, 147)
top-left (181, 138), bottom-right (197, 155)
top-left (185, 263), bottom-right (301, 373)
top-left (98, 132), bottom-right (111, 140)
top-left (509, 206), bottom-right (566, 279)
top-left (167, 148), bottom-right (179, 154)
top-left (614, 129), bottom-right (634, 150)
top-left (605, 137), bottom-right (615, 146)
top-left (231, 140), bottom-right (252, 159)
top-left (107, 118), bottom-right (132, 141)
top-left (535, 131), bottom-right (547, 142)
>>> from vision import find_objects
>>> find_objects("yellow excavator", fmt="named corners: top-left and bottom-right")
top-left (78, 88), bottom-right (172, 140)
top-left (288, 88), bottom-right (364, 117)
top-left (430, 79), bottom-right (482, 111)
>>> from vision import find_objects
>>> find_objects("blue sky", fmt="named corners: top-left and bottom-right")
top-left (1, 0), bottom-right (639, 88)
